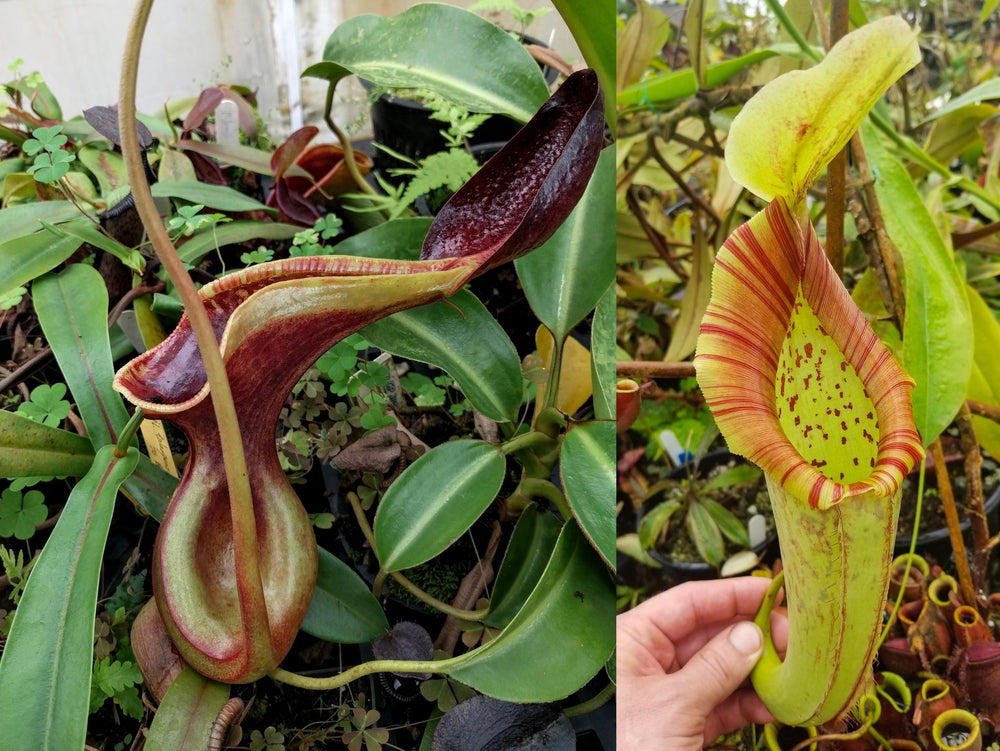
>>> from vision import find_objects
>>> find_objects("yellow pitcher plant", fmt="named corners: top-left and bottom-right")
top-left (695, 17), bottom-right (925, 725)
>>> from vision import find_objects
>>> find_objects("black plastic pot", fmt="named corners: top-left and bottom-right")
top-left (893, 475), bottom-right (1000, 560)
top-left (362, 33), bottom-right (559, 178)
top-left (640, 450), bottom-right (778, 582)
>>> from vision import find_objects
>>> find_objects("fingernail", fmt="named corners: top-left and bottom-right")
top-left (729, 621), bottom-right (763, 655)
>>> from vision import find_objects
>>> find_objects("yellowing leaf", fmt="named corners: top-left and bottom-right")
top-left (616, 0), bottom-right (670, 92)
top-left (726, 16), bottom-right (919, 205)
top-left (534, 327), bottom-right (592, 420)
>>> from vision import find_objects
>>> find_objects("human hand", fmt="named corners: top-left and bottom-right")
top-left (616, 576), bottom-right (788, 750)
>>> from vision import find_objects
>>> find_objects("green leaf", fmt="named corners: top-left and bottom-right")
top-left (92, 657), bottom-right (142, 697)
top-left (32, 263), bottom-right (174, 517)
top-left (16, 382), bottom-right (71, 427)
top-left (560, 420), bottom-right (615, 567)
top-left (320, 4), bottom-right (549, 123)
top-left (485, 504), bottom-right (561, 629)
top-left (701, 463), bottom-right (763, 492)
top-left (860, 121), bottom-right (973, 444)
top-left (123, 456), bottom-right (175, 521)
top-left (922, 77), bottom-right (1000, 122)
top-left (77, 145), bottom-right (128, 196)
top-left (683, 0), bottom-right (708, 86)
top-left (150, 180), bottom-right (270, 213)
top-left (966, 285), bottom-right (1000, 458)
top-left (363, 289), bottom-right (523, 423)
top-left (552, 0), bottom-right (616, 127)
top-left (374, 440), bottom-right (506, 572)
top-left (516, 146), bottom-right (614, 342)
top-left (637, 499), bottom-right (684, 550)
top-left (699, 497), bottom-right (750, 547)
top-left (686, 500), bottom-right (725, 568)
top-left (445, 523), bottom-right (614, 702)
top-left (0, 229), bottom-right (84, 302)
top-left (28, 149), bottom-right (75, 183)
top-left (33, 264), bottom-right (130, 447)
top-left (144, 668), bottom-right (230, 751)
top-left (300, 546), bottom-right (389, 643)
top-left (19, 77), bottom-right (62, 121)
top-left (57, 218), bottom-right (144, 273)
top-left (616, 68), bottom-right (698, 107)
top-left (0, 444), bottom-right (138, 750)
top-left (662, 217), bottom-right (713, 362)
top-left (0, 488), bottom-right (48, 539)
top-left (589, 285), bottom-right (615, 422)
top-left (333, 216), bottom-right (429, 261)
top-left (0, 200), bottom-right (78, 244)
top-left (175, 220), bottom-right (300, 264)
top-left (0, 409), bottom-right (95, 478)
top-left (176, 139), bottom-right (304, 177)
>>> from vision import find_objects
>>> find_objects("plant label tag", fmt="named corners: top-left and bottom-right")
top-left (139, 419), bottom-right (179, 478)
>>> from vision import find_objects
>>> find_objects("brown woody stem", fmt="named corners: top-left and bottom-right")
top-left (850, 132), bottom-right (906, 326)
top-left (968, 399), bottom-right (1000, 424)
top-left (617, 360), bottom-right (696, 380)
top-left (957, 402), bottom-right (990, 598)
top-left (929, 438), bottom-right (976, 606)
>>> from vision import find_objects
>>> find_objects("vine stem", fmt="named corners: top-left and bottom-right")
top-left (322, 83), bottom-right (377, 198)
top-left (876, 459), bottom-right (925, 652)
top-left (344, 493), bottom-right (489, 621)
top-left (270, 656), bottom-right (466, 691)
top-left (119, 0), bottom-right (271, 660)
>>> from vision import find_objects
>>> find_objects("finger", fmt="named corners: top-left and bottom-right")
top-left (625, 577), bottom-right (773, 672)
top-left (673, 597), bottom-right (791, 666)
top-left (672, 621), bottom-right (765, 722)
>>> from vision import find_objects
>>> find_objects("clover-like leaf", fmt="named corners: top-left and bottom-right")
top-left (0, 488), bottom-right (48, 540)
top-left (28, 149), bottom-right (75, 183)
top-left (16, 383), bottom-right (71, 427)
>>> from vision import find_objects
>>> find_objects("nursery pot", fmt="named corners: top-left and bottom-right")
top-left (640, 450), bottom-right (778, 581)
top-left (362, 33), bottom-right (559, 179)
top-left (893, 465), bottom-right (1000, 558)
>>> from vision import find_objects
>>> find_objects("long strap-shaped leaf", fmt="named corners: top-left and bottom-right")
top-left (0, 444), bottom-right (138, 749)
top-left (33, 263), bottom-right (174, 519)
top-left (0, 409), bottom-right (94, 478)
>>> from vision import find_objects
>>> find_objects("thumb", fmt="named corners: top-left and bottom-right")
top-left (675, 621), bottom-right (764, 712)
